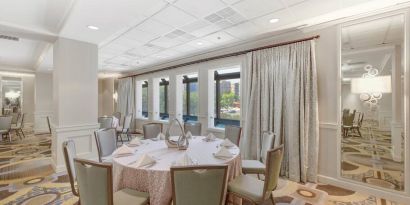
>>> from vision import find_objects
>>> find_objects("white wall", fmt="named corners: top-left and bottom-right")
top-left (34, 72), bottom-right (52, 133)
top-left (98, 77), bottom-right (115, 116)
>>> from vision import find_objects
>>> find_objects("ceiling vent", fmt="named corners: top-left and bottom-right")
top-left (0, 34), bottom-right (19, 41)
top-left (205, 7), bottom-right (246, 26)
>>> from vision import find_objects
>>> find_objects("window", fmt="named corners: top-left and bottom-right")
top-left (141, 81), bottom-right (148, 118)
top-left (183, 74), bottom-right (198, 122)
top-left (214, 67), bottom-right (240, 128)
top-left (159, 78), bottom-right (169, 120)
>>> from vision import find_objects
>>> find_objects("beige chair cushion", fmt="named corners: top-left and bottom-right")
top-left (114, 188), bottom-right (149, 205)
top-left (242, 160), bottom-right (265, 174)
top-left (228, 175), bottom-right (264, 203)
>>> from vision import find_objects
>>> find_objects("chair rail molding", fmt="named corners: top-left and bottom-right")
top-left (319, 122), bottom-right (338, 130)
top-left (51, 123), bottom-right (99, 173)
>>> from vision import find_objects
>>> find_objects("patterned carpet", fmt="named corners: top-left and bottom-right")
top-left (0, 127), bottom-right (403, 205)
top-left (341, 124), bottom-right (404, 191)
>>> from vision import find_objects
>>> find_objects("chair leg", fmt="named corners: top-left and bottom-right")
top-left (8, 133), bottom-right (11, 142)
top-left (257, 174), bottom-right (260, 180)
top-left (16, 130), bottom-right (22, 140)
top-left (356, 127), bottom-right (362, 138)
top-left (270, 194), bottom-right (275, 205)
top-left (20, 129), bottom-right (25, 138)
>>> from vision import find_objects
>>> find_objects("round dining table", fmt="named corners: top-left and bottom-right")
top-left (112, 136), bottom-right (242, 205)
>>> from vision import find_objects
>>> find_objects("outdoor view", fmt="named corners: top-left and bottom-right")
top-left (214, 67), bottom-right (240, 127)
top-left (183, 82), bottom-right (198, 116)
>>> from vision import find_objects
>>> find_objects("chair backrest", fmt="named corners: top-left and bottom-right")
top-left (184, 122), bottom-right (201, 136)
top-left (63, 140), bottom-right (78, 196)
top-left (19, 113), bottom-right (25, 128)
top-left (225, 125), bottom-right (242, 146)
top-left (143, 123), bottom-right (162, 139)
top-left (10, 113), bottom-right (20, 124)
top-left (262, 145), bottom-right (284, 200)
top-left (171, 165), bottom-right (228, 205)
top-left (94, 128), bottom-right (117, 162)
top-left (47, 116), bottom-right (52, 134)
top-left (112, 112), bottom-right (121, 125)
top-left (98, 117), bottom-right (113, 129)
top-left (123, 114), bottom-right (133, 130)
top-left (260, 131), bottom-right (275, 163)
top-left (74, 158), bottom-right (113, 205)
top-left (0, 116), bottom-right (12, 131)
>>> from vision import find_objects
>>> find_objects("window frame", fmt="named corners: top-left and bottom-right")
top-left (182, 75), bottom-right (198, 122)
top-left (141, 80), bottom-right (149, 118)
top-left (214, 70), bottom-right (240, 127)
top-left (159, 78), bottom-right (169, 120)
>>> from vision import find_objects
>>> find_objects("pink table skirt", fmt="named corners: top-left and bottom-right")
top-left (112, 139), bottom-right (243, 205)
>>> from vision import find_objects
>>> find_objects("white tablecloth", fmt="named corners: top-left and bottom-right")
top-left (112, 137), bottom-right (242, 205)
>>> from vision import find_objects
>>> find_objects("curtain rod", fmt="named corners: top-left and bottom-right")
top-left (120, 35), bottom-right (320, 79)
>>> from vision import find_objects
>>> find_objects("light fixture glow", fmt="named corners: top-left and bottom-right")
top-left (196, 42), bottom-right (203, 45)
top-left (87, 25), bottom-right (99, 30)
top-left (269, 18), bottom-right (280, 23)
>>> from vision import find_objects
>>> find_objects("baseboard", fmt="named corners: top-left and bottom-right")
top-left (317, 175), bottom-right (410, 203)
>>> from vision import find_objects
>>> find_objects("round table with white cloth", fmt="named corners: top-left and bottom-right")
top-left (112, 136), bottom-right (242, 205)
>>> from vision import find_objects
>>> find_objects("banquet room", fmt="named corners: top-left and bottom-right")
top-left (1, 0), bottom-right (410, 205)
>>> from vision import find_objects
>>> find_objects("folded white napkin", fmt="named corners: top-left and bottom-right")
top-left (206, 133), bottom-right (216, 141)
top-left (214, 147), bottom-right (233, 158)
top-left (175, 153), bottom-right (193, 166)
top-left (157, 132), bottom-right (166, 140)
top-left (221, 138), bottom-right (235, 147)
top-left (185, 131), bottom-right (192, 139)
top-left (112, 145), bottom-right (134, 157)
top-left (134, 154), bottom-right (156, 168)
top-left (129, 138), bottom-right (142, 146)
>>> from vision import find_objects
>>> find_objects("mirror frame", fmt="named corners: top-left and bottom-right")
top-left (337, 9), bottom-right (410, 198)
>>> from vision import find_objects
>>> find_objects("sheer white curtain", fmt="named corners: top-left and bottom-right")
top-left (117, 77), bottom-right (136, 128)
top-left (241, 40), bottom-right (318, 183)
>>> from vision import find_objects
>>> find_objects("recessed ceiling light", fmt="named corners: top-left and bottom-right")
top-left (269, 18), bottom-right (280, 24)
top-left (197, 42), bottom-right (203, 45)
top-left (87, 25), bottom-right (99, 30)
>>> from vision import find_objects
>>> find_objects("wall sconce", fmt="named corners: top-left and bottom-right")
top-left (113, 92), bottom-right (118, 102)
top-left (350, 65), bottom-right (391, 111)
top-left (5, 90), bottom-right (21, 99)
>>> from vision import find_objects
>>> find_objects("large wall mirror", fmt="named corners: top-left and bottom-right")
top-left (341, 14), bottom-right (405, 191)
top-left (1, 77), bottom-right (22, 115)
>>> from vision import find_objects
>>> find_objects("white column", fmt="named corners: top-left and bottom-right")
top-left (391, 45), bottom-right (403, 162)
top-left (34, 72), bottom-right (53, 133)
top-left (52, 38), bottom-right (99, 172)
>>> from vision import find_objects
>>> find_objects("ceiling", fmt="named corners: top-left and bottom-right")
top-left (0, 0), bottom-right (409, 73)
top-left (342, 15), bottom-right (404, 78)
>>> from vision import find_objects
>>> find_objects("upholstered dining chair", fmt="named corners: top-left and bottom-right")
top-left (10, 112), bottom-right (20, 126)
top-left (242, 131), bottom-right (275, 178)
top-left (171, 165), bottom-right (228, 205)
top-left (95, 128), bottom-right (117, 163)
top-left (99, 116), bottom-right (114, 129)
top-left (74, 158), bottom-right (150, 205)
top-left (228, 145), bottom-right (284, 205)
top-left (143, 123), bottom-right (162, 139)
top-left (184, 122), bottom-right (201, 136)
top-left (116, 114), bottom-right (133, 143)
top-left (11, 113), bottom-right (25, 139)
top-left (225, 125), bottom-right (242, 146)
top-left (0, 116), bottom-right (13, 142)
top-left (63, 140), bottom-right (78, 197)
